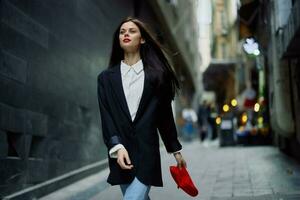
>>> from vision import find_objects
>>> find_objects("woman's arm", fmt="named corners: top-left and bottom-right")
top-left (157, 98), bottom-right (182, 153)
top-left (98, 73), bottom-right (133, 169)
top-left (157, 98), bottom-right (186, 168)
top-left (97, 73), bottom-right (122, 150)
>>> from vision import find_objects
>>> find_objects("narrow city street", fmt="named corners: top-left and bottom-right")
top-left (41, 140), bottom-right (300, 200)
top-left (1, 1), bottom-right (300, 199)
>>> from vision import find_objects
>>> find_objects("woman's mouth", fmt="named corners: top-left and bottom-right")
top-left (123, 38), bottom-right (131, 43)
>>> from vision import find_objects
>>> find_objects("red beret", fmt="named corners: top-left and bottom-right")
top-left (170, 166), bottom-right (199, 197)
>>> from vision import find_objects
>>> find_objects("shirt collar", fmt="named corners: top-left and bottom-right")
top-left (120, 59), bottom-right (144, 75)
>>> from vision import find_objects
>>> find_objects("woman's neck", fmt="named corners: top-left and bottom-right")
top-left (123, 52), bottom-right (141, 66)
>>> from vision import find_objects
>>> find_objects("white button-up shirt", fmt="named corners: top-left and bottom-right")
top-left (120, 59), bottom-right (144, 121)
top-left (109, 59), bottom-right (181, 158)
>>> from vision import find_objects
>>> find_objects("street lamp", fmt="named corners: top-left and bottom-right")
top-left (231, 99), bottom-right (237, 107)
top-left (253, 49), bottom-right (260, 56)
top-left (242, 37), bottom-right (260, 56)
top-left (223, 104), bottom-right (230, 112)
top-left (254, 103), bottom-right (260, 112)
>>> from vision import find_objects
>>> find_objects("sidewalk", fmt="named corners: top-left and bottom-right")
top-left (41, 140), bottom-right (300, 200)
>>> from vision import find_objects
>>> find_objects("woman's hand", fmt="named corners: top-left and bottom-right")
top-left (174, 152), bottom-right (187, 169)
top-left (117, 148), bottom-right (134, 170)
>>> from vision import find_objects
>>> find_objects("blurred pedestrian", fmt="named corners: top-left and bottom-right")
top-left (205, 102), bottom-right (213, 140)
top-left (97, 17), bottom-right (186, 200)
top-left (197, 100), bottom-right (209, 141)
top-left (181, 105), bottom-right (198, 141)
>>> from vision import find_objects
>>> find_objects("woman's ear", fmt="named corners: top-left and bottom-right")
top-left (141, 38), bottom-right (146, 44)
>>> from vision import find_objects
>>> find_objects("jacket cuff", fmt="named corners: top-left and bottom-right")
top-left (109, 135), bottom-right (122, 148)
top-left (166, 141), bottom-right (182, 153)
top-left (170, 148), bottom-right (182, 155)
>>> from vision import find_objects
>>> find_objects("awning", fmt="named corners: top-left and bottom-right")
top-left (203, 59), bottom-right (236, 91)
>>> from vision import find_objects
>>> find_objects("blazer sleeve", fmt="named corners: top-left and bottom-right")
top-left (157, 97), bottom-right (182, 153)
top-left (97, 73), bottom-right (122, 150)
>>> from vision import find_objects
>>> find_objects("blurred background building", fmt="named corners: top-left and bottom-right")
top-left (248, 0), bottom-right (300, 159)
top-left (203, 0), bottom-right (240, 110)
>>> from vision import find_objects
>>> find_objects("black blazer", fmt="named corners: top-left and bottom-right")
top-left (97, 64), bottom-right (182, 186)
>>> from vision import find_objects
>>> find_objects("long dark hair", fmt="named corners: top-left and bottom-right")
top-left (108, 17), bottom-right (180, 100)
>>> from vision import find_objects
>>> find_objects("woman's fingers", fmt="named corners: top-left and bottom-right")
top-left (117, 156), bottom-right (128, 169)
top-left (174, 153), bottom-right (187, 169)
top-left (182, 159), bottom-right (187, 168)
top-left (118, 158), bottom-right (132, 169)
top-left (117, 149), bottom-right (133, 170)
top-left (124, 152), bottom-right (132, 166)
top-left (177, 159), bottom-right (187, 169)
top-left (177, 160), bottom-right (183, 169)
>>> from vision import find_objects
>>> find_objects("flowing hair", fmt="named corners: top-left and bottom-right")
top-left (108, 17), bottom-right (180, 100)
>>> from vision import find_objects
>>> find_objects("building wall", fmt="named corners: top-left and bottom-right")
top-left (212, 0), bottom-right (239, 60)
top-left (0, 0), bottom-right (136, 197)
top-left (266, 0), bottom-right (299, 137)
top-left (248, 0), bottom-right (300, 159)
top-left (147, 0), bottom-right (202, 106)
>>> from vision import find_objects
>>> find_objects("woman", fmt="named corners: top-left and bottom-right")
top-left (97, 17), bottom-right (186, 200)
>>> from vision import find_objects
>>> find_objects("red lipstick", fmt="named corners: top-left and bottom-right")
top-left (123, 38), bottom-right (131, 43)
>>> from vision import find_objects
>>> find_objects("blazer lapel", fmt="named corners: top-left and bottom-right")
top-left (109, 64), bottom-right (132, 122)
top-left (108, 64), bottom-right (154, 124)
top-left (133, 67), bottom-right (153, 124)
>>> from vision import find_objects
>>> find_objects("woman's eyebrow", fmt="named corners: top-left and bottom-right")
top-left (120, 27), bottom-right (137, 31)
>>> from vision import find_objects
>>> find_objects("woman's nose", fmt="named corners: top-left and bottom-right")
top-left (124, 33), bottom-right (129, 37)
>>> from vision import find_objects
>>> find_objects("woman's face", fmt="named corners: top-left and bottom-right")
top-left (119, 21), bottom-right (145, 53)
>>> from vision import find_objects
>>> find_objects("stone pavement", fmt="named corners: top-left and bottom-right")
top-left (41, 140), bottom-right (300, 200)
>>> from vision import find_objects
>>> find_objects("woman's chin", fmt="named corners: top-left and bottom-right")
top-left (122, 46), bottom-right (139, 53)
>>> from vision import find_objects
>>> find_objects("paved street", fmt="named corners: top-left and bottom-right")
top-left (41, 140), bottom-right (300, 200)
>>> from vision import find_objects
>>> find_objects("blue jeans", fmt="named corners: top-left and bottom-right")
top-left (120, 177), bottom-right (151, 200)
